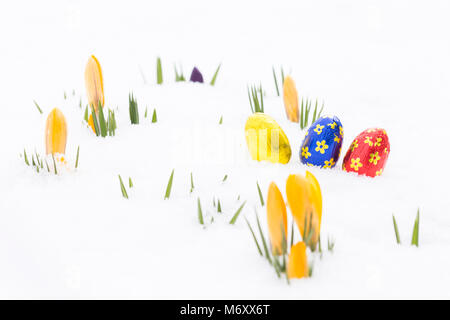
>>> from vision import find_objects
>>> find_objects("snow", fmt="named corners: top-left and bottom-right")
top-left (0, 0), bottom-right (450, 299)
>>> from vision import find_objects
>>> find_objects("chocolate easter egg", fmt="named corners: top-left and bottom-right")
top-left (299, 116), bottom-right (343, 168)
top-left (342, 128), bottom-right (390, 177)
top-left (245, 113), bottom-right (292, 164)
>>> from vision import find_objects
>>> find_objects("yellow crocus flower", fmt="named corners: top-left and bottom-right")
top-left (45, 108), bottom-right (67, 155)
top-left (287, 241), bottom-right (308, 279)
top-left (283, 76), bottom-right (299, 122)
top-left (286, 171), bottom-right (322, 250)
top-left (85, 55), bottom-right (104, 112)
top-left (267, 182), bottom-right (288, 255)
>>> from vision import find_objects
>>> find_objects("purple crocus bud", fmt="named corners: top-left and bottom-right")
top-left (190, 67), bottom-right (204, 83)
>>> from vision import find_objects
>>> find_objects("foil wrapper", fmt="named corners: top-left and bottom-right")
top-left (300, 116), bottom-right (343, 168)
top-left (342, 128), bottom-right (390, 177)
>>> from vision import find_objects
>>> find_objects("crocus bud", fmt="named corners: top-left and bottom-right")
top-left (287, 242), bottom-right (308, 279)
top-left (283, 76), bottom-right (299, 122)
top-left (190, 67), bottom-right (204, 83)
top-left (45, 108), bottom-right (67, 155)
top-left (245, 113), bottom-right (292, 164)
top-left (286, 172), bottom-right (322, 251)
top-left (85, 55), bottom-right (104, 112)
top-left (267, 182), bottom-right (288, 255)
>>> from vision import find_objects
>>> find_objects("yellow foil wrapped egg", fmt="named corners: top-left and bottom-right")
top-left (245, 113), bottom-right (292, 164)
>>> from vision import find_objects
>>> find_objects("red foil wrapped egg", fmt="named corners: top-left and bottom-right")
top-left (342, 128), bottom-right (390, 177)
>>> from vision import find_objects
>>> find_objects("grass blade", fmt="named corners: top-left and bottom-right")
top-left (90, 106), bottom-right (100, 137)
top-left (411, 209), bottom-right (420, 247)
top-left (129, 93), bottom-right (139, 125)
top-left (24, 149), bottom-right (30, 166)
top-left (229, 201), bottom-right (246, 225)
top-left (393, 214), bottom-right (401, 244)
top-left (97, 102), bottom-right (107, 137)
top-left (75, 146), bottom-right (80, 169)
top-left (33, 100), bottom-right (43, 114)
top-left (152, 109), bottom-right (157, 123)
top-left (190, 172), bottom-right (194, 193)
top-left (210, 63), bottom-right (221, 86)
top-left (118, 175), bottom-right (129, 199)
top-left (129, 177), bottom-right (133, 188)
top-left (290, 220), bottom-right (294, 247)
top-left (222, 174), bottom-right (228, 182)
top-left (164, 169), bottom-right (175, 199)
top-left (217, 199), bottom-right (222, 213)
top-left (245, 217), bottom-right (263, 256)
top-left (156, 57), bottom-right (163, 84)
top-left (273, 66), bottom-right (279, 96)
top-left (256, 181), bottom-right (264, 206)
top-left (255, 210), bottom-right (272, 264)
top-left (197, 198), bottom-right (204, 225)
top-left (51, 154), bottom-right (58, 175)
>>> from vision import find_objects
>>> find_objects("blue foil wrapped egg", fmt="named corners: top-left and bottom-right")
top-left (299, 116), bottom-right (344, 168)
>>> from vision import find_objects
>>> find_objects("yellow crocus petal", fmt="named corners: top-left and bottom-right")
top-left (287, 242), bottom-right (308, 279)
top-left (245, 113), bottom-right (292, 164)
top-left (282, 76), bottom-right (299, 123)
top-left (305, 170), bottom-right (322, 229)
top-left (286, 173), bottom-right (321, 250)
top-left (45, 108), bottom-right (67, 155)
top-left (88, 114), bottom-right (96, 134)
top-left (286, 174), bottom-right (308, 236)
top-left (85, 55), bottom-right (104, 112)
top-left (267, 182), bottom-right (288, 255)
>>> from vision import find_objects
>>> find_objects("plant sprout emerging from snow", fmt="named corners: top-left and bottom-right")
top-left (33, 100), bottom-right (43, 114)
top-left (156, 57), bottom-right (163, 85)
top-left (89, 102), bottom-right (117, 137)
top-left (299, 98), bottom-right (324, 130)
top-left (129, 93), bottom-right (140, 125)
top-left (164, 169), bottom-right (175, 199)
top-left (190, 67), bottom-right (204, 83)
top-left (247, 84), bottom-right (264, 113)
top-left (118, 175), bottom-right (129, 199)
top-left (272, 66), bottom-right (285, 96)
top-left (392, 209), bottom-right (420, 247)
top-left (210, 64), bottom-right (221, 86)
top-left (174, 64), bottom-right (186, 82)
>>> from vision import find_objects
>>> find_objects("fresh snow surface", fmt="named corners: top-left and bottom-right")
top-left (0, 0), bottom-right (450, 299)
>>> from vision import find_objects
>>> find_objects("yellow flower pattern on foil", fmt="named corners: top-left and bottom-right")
top-left (375, 169), bottom-right (383, 176)
top-left (302, 147), bottom-right (312, 159)
top-left (323, 158), bottom-right (335, 168)
top-left (369, 152), bottom-right (381, 165)
top-left (327, 122), bottom-right (337, 129)
top-left (350, 158), bottom-right (363, 171)
top-left (339, 126), bottom-right (344, 137)
top-left (334, 134), bottom-right (341, 143)
top-left (314, 124), bottom-right (325, 135)
top-left (364, 136), bottom-right (373, 146)
top-left (374, 137), bottom-right (382, 147)
top-left (351, 139), bottom-right (359, 151)
top-left (315, 140), bottom-right (329, 154)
